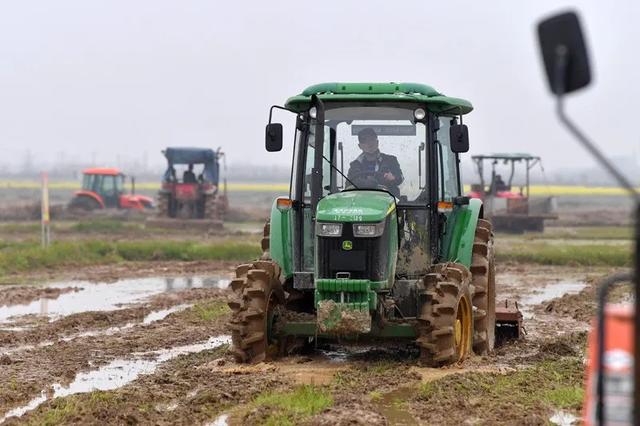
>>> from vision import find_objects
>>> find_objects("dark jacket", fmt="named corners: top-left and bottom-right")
top-left (347, 151), bottom-right (404, 197)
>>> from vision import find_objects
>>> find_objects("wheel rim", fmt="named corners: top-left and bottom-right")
top-left (455, 295), bottom-right (472, 360)
top-left (265, 291), bottom-right (277, 344)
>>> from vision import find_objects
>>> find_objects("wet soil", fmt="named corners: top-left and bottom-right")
top-left (0, 287), bottom-right (231, 418)
top-left (0, 287), bottom-right (81, 308)
top-left (0, 262), bottom-right (624, 425)
top-left (0, 259), bottom-right (237, 286)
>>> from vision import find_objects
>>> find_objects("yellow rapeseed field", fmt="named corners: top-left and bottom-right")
top-left (0, 180), bottom-right (633, 195)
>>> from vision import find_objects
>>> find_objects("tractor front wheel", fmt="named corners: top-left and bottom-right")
top-left (417, 263), bottom-right (473, 366)
top-left (227, 260), bottom-right (285, 363)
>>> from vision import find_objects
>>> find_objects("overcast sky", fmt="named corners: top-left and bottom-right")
top-left (0, 0), bottom-right (638, 176)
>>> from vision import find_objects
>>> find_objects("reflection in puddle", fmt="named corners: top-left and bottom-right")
top-left (0, 276), bottom-right (229, 324)
top-left (207, 413), bottom-right (229, 426)
top-left (550, 410), bottom-right (579, 426)
top-left (1, 304), bottom-right (194, 356)
top-left (373, 386), bottom-right (419, 426)
top-left (1, 335), bottom-right (231, 422)
top-left (515, 280), bottom-right (587, 319)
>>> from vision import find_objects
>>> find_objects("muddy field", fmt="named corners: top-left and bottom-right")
top-left (0, 197), bottom-right (634, 425)
top-left (0, 256), bottom-right (624, 425)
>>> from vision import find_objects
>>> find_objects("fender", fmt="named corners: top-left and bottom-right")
top-left (440, 198), bottom-right (483, 269)
top-left (73, 191), bottom-right (105, 209)
top-left (120, 195), bottom-right (154, 210)
top-left (269, 197), bottom-right (293, 279)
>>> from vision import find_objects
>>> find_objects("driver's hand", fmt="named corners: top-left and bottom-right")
top-left (383, 172), bottom-right (395, 182)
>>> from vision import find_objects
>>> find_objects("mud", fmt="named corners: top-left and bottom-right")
top-left (0, 286), bottom-right (81, 308)
top-left (0, 261), bottom-right (624, 425)
top-left (0, 259), bottom-right (237, 286)
top-left (0, 287), bottom-right (232, 417)
top-left (317, 300), bottom-right (372, 334)
top-left (0, 286), bottom-right (226, 349)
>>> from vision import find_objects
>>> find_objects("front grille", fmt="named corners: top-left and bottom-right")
top-left (317, 218), bottom-right (390, 281)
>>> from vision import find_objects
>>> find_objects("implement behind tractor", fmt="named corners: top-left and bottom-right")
top-left (469, 153), bottom-right (557, 233)
top-left (149, 147), bottom-right (228, 229)
top-left (228, 82), bottom-right (520, 365)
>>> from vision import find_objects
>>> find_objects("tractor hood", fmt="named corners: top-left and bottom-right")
top-left (316, 191), bottom-right (396, 223)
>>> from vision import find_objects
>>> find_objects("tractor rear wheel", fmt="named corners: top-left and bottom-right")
top-left (156, 193), bottom-right (170, 217)
top-left (227, 260), bottom-right (285, 363)
top-left (417, 263), bottom-right (473, 366)
top-left (68, 196), bottom-right (100, 211)
top-left (471, 218), bottom-right (496, 354)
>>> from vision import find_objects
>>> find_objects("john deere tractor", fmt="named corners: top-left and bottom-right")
top-left (228, 83), bottom-right (497, 366)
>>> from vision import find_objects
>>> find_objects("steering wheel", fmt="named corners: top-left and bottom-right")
top-left (346, 171), bottom-right (390, 191)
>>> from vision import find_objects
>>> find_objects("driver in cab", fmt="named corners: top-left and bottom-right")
top-left (347, 127), bottom-right (404, 197)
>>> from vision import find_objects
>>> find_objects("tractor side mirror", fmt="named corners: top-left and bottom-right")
top-left (537, 11), bottom-right (591, 94)
top-left (450, 124), bottom-right (469, 153)
top-left (265, 123), bottom-right (283, 152)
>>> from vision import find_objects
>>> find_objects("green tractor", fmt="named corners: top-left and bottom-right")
top-left (228, 82), bottom-right (497, 366)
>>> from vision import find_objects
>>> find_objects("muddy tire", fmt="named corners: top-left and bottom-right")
top-left (417, 263), bottom-right (473, 366)
top-left (68, 195), bottom-right (100, 211)
top-left (471, 218), bottom-right (496, 355)
top-left (156, 193), bottom-right (170, 217)
top-left (227, 260), bottom-right (285, 363)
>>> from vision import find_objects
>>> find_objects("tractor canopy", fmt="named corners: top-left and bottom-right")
top-left (162, 147), bottom-right (220, 183)
top-left (285, 82), bottom-right (473, 115)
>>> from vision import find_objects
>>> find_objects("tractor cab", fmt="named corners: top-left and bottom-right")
top-left (156, 147), bottom-right (227, 220)
top-left (469, 153), bottom-right (557, 233)
top-left (69, 168), bottom-right (153, 211)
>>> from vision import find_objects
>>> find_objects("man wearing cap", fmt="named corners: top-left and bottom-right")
top-left (347, 128), bottom-right (404, 197)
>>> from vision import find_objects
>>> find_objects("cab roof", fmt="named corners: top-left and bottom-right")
top-left (472, 153), bottom-right (540, 161)
top-left (285, 82), bottom-right (473, 115)
top-left (82, 167), bottom-right (122, 176)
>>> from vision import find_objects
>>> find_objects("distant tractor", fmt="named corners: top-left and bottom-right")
top-left (469, 153), bottom-right (557, 233)
top-left (154, 147), bottom-right (228, 226)
top-left (227, 82), bottom-right (519, 365)
top-left (69, 168), bottom-right (154, 211)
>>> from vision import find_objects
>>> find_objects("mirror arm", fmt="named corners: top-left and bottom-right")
top-left (554, 47), bottom-right (639, 202)
top-left (268, 105), bottom-right (298, 125)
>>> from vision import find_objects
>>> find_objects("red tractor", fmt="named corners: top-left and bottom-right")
top-left (154, 147), bottom-right (228, 226)
top-left (68, 168), bottom-right (154, 211)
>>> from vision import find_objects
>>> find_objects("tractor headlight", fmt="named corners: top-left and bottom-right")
top-left (353, 221), bottom-right (385, 237)
top-left (317, 222), bottom-right (342, 237)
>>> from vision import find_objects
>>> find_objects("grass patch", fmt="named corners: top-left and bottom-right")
top-left (417, 358), bottom-right (584, 422)
top-left (70, 219), bottom-right (143, 234)
top-left (497, 242), bottom-right (631, 266)
top-left (0, 240), bottom-right (261, 278)
top-left (188, 300), bottom-right (230, 322)
top-left (503, 226), bottom-right (633, 241)
top-left (250, 385), bottom-right (333, 425)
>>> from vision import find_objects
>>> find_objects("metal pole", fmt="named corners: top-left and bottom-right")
top-left (554, 45), bottom-right (640, 426)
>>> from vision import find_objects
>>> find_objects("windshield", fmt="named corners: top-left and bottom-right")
top-left (300, 105), bottom-right (427, 203)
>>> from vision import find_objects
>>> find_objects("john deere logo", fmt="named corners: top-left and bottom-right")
top-left (342, 240), bottom-right (353, 251)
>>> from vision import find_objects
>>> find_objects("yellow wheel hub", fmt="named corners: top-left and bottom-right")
top-left (455, 296), bottom-right (472, 361)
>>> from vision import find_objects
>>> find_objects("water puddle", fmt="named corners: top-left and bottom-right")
top-left (516, 280), bottom-right (587, 319)
top-left (0, 276), bottom-right (229, 324)
top-left (1, 335), bottom-right (231, 422)
top-left (550, 410), bottom-right (579, 425)
top-left (373, 386), bottom-right (419, 426)
top-left (207, 413), bottom-right (229, 426)
top-left (1, 304), bottom-right (194, 356)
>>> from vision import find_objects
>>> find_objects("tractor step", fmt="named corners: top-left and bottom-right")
top-left (495, 299), bottom-right (525, 345)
